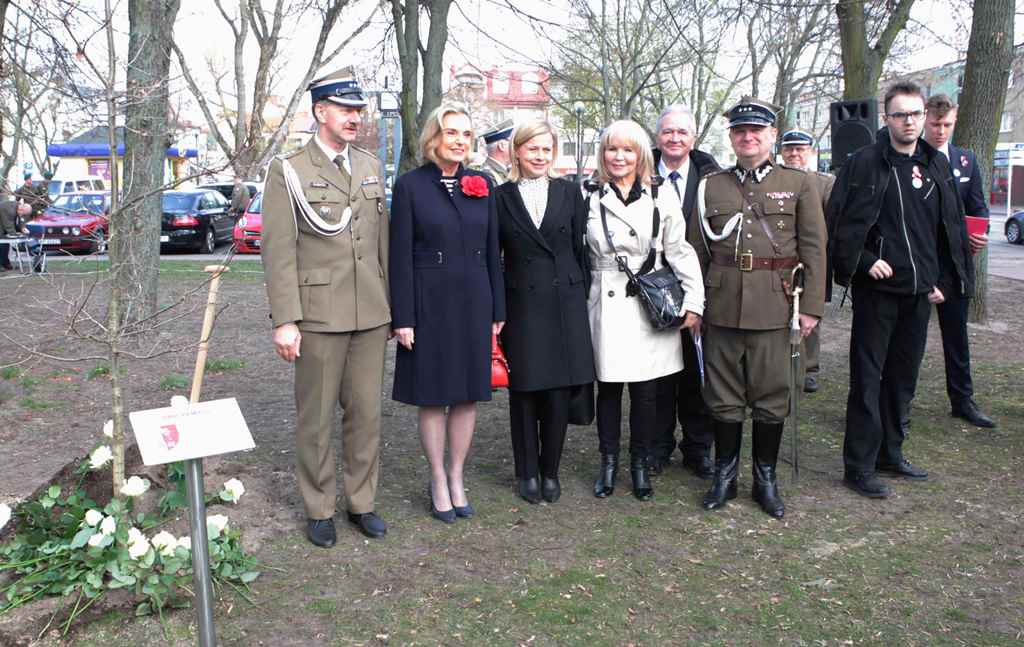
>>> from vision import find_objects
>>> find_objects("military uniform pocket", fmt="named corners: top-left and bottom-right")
top-left (298, 268), bottom-right (332, 323)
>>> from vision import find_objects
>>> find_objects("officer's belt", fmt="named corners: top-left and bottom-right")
top-left (711, 252), bottom-right (798, 272)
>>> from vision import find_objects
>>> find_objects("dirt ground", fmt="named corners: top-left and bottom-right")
top-left (0, 261), bottom-right (1022, 646)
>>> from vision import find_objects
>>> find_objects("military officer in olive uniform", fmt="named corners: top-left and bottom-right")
top-left (689, 98), bottom-right (826, 519)
top-left (472, 120), bottom-right (514, 185)
top-left (261, 67), bottom-right (390, 547)
top-left (779, 129), bottom-right (834, 394)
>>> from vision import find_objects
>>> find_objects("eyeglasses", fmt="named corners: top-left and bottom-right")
top-left (887, 110), bottom-right (925, 122)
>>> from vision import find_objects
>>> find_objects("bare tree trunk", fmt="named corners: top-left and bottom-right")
top-left (836, 0), bottom-right (915, 99)
top-left (120, 0), bottom-right (181, 319)
top-left (955, 0), bottom-right (1014, 324)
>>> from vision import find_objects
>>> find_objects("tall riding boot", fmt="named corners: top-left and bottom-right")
top-left (630, 454), bottom-right (653, 501)
top-left (702, 421), bottom-right (742, 510)
top-left (751, 421), bottom-right (785, 519)
top-left (593, 453), bottom-right (619, 498)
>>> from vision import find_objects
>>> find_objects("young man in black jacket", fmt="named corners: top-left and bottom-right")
top-left (828, 81), bottom-right (973, 499)
top-left (650, 103), bottom-right (721, 479)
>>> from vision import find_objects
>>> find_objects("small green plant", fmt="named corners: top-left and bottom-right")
top-left (19, 376), bottom-right (41, 390)
top-left (19, 397), bottom-right (60, 411)
top-left (204, 358), bottom-right (245, 372)
top-left (159, 374), bottom-right (189, 391)
top-left (1, 366), bottom-right (22, 380)
top-left (87, 364), bottom-right (111, 379)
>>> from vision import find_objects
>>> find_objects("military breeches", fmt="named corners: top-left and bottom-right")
top-left (293, 325), bottom-right (388, 519)
top-left (703, 324), bottom-right (791, 424)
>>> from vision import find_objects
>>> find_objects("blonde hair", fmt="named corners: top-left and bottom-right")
top-left (596, 120), bottom-right (655, 187)
top-left (419, 103), bottom-right (473, 165)
top-left (508, 120), bottom-right (560, 182)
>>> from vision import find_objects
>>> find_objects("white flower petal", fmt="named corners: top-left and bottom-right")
top-left (127, 526), bottom-right (145, 545)
top-left (87, 532), bottom-right (104, 547)
top-left (84, 509), bottom-right (103, 527)
top-left (120, 476), bottom-right (150, 497)
top-left (0, 503), bottom-right (10, 531)
top-left (151, 530), bottom-right (177, 556)
top-left (99, 515), bottom-right (117, 536)
top-left (102, 419), bottom-right (113, 438)
top-left (222, 478), bottom-right (245, 503)
top-left (127, 537), bottom-right (150, 560)
top-left (88, 445), bottom-right (113, 470)
top-left (206, 514), bottom-right (229, 536)
top-left (177, 536), bottom-right (191, 551)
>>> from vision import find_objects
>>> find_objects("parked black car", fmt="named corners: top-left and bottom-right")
top-left (160, 190), bottom-right (234, 253)
top-left (1006, 210), bottom-right (1024, 245)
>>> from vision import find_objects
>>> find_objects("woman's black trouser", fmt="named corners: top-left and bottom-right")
top-left (509, 387), bottom-right (571, 479)
top-left (596, 378), bottom-right (658, 457)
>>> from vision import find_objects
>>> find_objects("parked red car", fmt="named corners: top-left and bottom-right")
top-left (25, 192), bottom-right (110, 254)
top-left (232, 193), bottom-right (262, 254)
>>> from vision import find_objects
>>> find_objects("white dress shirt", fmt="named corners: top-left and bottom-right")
top-left (315, 133), bottom-right (350, 174)
top-left (659, 156), bottom-right (692, 202)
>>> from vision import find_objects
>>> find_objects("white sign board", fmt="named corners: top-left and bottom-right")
top-left (129, 398), bottom-right (254, 466)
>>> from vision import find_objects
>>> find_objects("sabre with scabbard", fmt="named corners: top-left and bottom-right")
top-left (788, 262), bottom-right (805, 482)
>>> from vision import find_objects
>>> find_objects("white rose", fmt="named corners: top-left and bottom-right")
top-left (151, 530), bottom-right (177, 557)
top-left (0, 503), bottom-right (10, 531)
top-left (126, 526), bottom-right (145, 545)
top-left (222, 478), bottom-right (245, 503)
top-left (88, 445), bottom-right (113, 470)
top-left (206, 514), bottom-right (229, 536)
top-left (170, 395), bottom-right (189, 410)
top-left (87, 532), bottom-right (105, 547)
top-left (177, 536), bottom-right (191, 551)
top-left (103, 419), bottom-right (113, 438)
top-left (99, 515), bottom-right (117, 536)
top-left (84, 509), bottom-right (103, 527)
top-left (127, 536), bottom-right (150, 560)
top-left (120, 476), bottom-right (150, 497)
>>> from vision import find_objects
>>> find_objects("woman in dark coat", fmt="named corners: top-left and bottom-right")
top-left (389, 104), bottom-right (506, 523)
top-left (496, 120), bottom-right (595, 504)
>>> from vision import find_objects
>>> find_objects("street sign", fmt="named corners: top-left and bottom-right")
top-left (129, 397), bottom-right (254, 466)
top-left (379, 92), bottom-right (400, 118)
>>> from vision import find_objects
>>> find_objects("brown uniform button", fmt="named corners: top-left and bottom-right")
top-left (608, 290), bottom-right (615, 297)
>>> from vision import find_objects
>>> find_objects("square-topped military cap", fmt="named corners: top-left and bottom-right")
top-left (481, 119), bottom-right (515, 144)
top-left (780, 129), bottom-right (815, 147)
top-left (309, 67), bottom-right (367, 108)
top-left (724, 97), bottom-right (780, 128)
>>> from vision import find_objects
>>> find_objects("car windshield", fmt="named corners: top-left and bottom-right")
top-left (79, 194), bottom-right (108, 213)
top-left (162, 194), bottom-right (195, 212)
top-left (52, 195), bottom-right (84, 210)
top-left (249, 195), bottom-right (262, 214)
top-left (47, 180), bottom-right (62, 197)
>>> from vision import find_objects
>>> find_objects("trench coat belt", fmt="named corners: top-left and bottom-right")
top-left (590, 257), bottom-right (640, 271)
top-left (711, 251), bottom-right (799, 272)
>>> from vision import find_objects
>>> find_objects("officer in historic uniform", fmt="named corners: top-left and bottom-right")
top-left (689, 98), bottom-right (826, 519)
top-left (779, 129), bottom-right (834, 394)
top-left (15, 174), bottom-right (48, 219)
top-left (261, 67), bottom-right (390, 547)
top-left (472, 120), bottom-right (514, 185)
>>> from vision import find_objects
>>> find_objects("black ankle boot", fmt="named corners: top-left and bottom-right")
top-left (752, 421), bottom-right (785, 519)
top-left (593, 453), bottom-right (618, 498)
top-left (702, 421), bottom-right (742, 510)
top-left (541, 476), bottom-right (561, 503)
top-left (630, 455), bottom-right (653, 501)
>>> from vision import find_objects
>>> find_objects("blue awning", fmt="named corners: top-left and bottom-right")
top-left (46, 143), bottom-right (199, 158)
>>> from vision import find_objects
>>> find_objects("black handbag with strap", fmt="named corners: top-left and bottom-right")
top-left (598, 178), bottom-right (686, 331)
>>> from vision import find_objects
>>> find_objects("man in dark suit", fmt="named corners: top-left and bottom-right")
top-left (922, 94), bottom-right (995, 428)
top-left (651, 104), bottom-right (721, 479)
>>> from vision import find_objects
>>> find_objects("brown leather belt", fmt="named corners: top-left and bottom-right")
top-left (711, 252), bottom-right (799, 272)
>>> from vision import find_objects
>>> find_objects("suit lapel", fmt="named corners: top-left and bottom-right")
top-left (307, 141), bottom-right (350, 198)
top-left (681, 160), bottom-right (699, 217)
top-left (505, 183), bottom-right (553, 253)
top-left (536, 181), bottom-right (563, 249)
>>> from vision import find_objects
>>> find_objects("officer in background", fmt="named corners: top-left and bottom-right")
top-left (261, 67), bottom-right (391, 547)
top-left (230, 178), bottom-right (251, 218)
top-left (689, 98), bottom-right (826, 519)
top-left (15, 174), bottom-right (48, 219)
top-left (779, 129), bottom-right (834, 394)
top-left (472, 119), bottom-right (514, 185)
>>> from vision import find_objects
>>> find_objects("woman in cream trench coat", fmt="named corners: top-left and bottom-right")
top-left (586, 119), bottom-right (704, 502)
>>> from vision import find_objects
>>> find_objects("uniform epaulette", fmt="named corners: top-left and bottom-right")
top-left (776, 164), bottom-right (808, 175)
top-left (706, 168), bottom-right (733, 178)
top-left (350, 144), bottom-right (379, 160)
top-left (813, 170), bottom-right (834, 179)
top-left (276, 148), bottom-right (303, 161)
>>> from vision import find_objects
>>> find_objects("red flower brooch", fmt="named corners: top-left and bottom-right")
top-left (460, 175), bottom-right (489, 198)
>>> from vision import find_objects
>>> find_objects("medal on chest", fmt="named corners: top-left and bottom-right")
top-left (911, 165), bottom-right (923, 190)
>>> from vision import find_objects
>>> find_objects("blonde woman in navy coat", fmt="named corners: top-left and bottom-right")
top-left (389, 104), bottom-right (506, 523)
top-left (495, 120), bottom-right (595, 505)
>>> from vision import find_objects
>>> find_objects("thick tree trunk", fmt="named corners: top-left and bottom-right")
top-left (836, 0), bottom-right (915, 99)
top-left (955, 0), bottom-right (1014, 324)
top-left (120, 0), bottom-right (181, 318)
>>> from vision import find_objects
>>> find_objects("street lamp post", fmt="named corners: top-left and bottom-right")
top-left (573, 101), bottom-right (585, 184)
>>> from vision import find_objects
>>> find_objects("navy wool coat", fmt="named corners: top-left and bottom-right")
top-left (389, 163), bottom-right (506, 406)
top-left (496, 178), bottom-right (595, 391)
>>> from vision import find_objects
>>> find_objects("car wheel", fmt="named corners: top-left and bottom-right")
top-left (1007, 220), bottom-right (1023, 245)
top-left (200, 227), bottom-right (216, 254)
top-left (92, 235), bottom-right (107, 255)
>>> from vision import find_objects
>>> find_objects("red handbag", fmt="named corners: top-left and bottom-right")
top-left (491, 333), bottom-right (509, 390)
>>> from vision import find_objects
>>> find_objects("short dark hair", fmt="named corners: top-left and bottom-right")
top-left (883, 81), bottom-right (924, 113)
top-left (925, 93), bottom-right (957, 118)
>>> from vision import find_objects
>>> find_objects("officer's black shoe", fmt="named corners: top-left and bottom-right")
top-left (682, 452), bottom-right (714, 480)
top-left (541, 476), bottom-right (561, 503)
top-left (518, 477), bottom-right (541, 504)
top-left (843, 471), bottom-right (892, 498)
top-left (306, 518), bottom-right (336, 548)
top-left (876, 458), bottom-right (928, 480)
top-left (630, 455), bottom-right (653, 501)
top-left (646, 454), bottom-right (671, 476)
top-left (593, 453), bottom-right (619, 498)
top-left (951, 401), bottom-right (996, 429)
top-left (703, 421), bottom-right (743, 510)
top-left (803, 374), bottom-right (819, 393)
top-left (752, 463), bottom-right (785, 519)
top-left (346, 511), bottom-right (387, 539)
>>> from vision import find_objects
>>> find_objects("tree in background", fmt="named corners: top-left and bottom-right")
top-left (955, 0), bottom-right (1014, 323)
top-left (390, 0), bottom-right (453, 173)
top-left (836, 0), bottom-right (916, 99)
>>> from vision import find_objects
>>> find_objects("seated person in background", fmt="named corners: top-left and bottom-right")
top-left (0, 201), bottom-right (43, 272)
